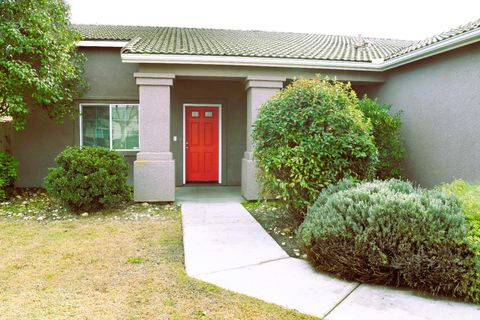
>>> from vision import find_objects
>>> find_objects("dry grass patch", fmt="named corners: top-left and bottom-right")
top-left (0, 193), bottom-right (315, 320)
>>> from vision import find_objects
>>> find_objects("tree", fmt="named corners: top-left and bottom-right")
top-left (0, 0), bottom-right (87, 130)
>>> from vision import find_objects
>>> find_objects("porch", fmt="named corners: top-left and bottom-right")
top-left (176, 186), bottom-right (243, 203)
top-left (131, 67), bottom-right (383, 202)
top-left (133, 73), bottom-right (286, 202)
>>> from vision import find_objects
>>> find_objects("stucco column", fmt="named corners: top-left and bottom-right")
top-left (241, 76), bottom-right (285, 200)
top-left (133, 73), bottom-right (175, 202)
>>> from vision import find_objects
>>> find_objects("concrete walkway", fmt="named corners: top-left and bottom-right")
top-left (178, 186), bottom-right (480, 319)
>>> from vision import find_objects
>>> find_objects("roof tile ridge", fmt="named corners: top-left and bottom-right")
top-left (73, 23), bottom-right (415, 42)
top-left (121, 37), bottom-right (142, 53)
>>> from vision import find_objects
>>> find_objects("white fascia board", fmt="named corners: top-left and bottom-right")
top-left (78, 40), bottom-right (129, 48)
top-left (120, 29), bottom-right (480, 71)
top-left (382, 28), bottom-right (480, 70)
top-left (121, 53), bottom-right (380, 71)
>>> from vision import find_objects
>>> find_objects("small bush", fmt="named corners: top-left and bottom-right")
top-left (439, 180), bottom-right (480, 253)
top-left (252, 77), bottom-right (378, 222)
top-left (44, 146), bottom-right (131, 212)
top-left (0, 151), bottom-right (18, 200)
top-left (358, 96), bottom-right (405, 179)
top-left (298, 179), bottom-right (480, 302)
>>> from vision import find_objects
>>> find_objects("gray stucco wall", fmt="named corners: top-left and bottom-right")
top-left (171, 79), bottom-right (247, 186)
top-left (12, 47), bottom-right (139, 187)
top-left (12, 108), bottom-right (76, 187)
top-left (370, 42), bottom-right (480, 187)
top-left (11, 48), bottom-right (249, 187)
top-left (13, 43), bottom-right (480, 189)
top-left (79, 47), bottom-right (139, 101)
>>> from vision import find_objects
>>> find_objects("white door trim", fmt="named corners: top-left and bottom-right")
top-left (183, 103), bottom-right (222, 185)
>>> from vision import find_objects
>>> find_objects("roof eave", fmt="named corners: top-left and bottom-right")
top-left (120, 53), bottom-right (383, 72)
top-left (78, 40), bottom-right (129, 48)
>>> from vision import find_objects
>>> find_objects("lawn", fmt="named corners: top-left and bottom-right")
top-left (0, 190), bottom-right (314, 320)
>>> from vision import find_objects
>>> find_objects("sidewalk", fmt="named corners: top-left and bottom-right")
top-left (178, 186), bottom-right (480, 319)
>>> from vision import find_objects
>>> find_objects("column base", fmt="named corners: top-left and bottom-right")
top-left (241, 152), bottom-right (260, 200)
top-left (134, 152), bottom-right (175, 202)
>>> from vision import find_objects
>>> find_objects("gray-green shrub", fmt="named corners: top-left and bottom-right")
top-left (252, 77), bottom-right (378, 222)
top-left (298, 179), bottom-right (480, 302)
top-left (44, 146), bottom-right (131, 212)
top-left (0, 151), bottom-right (18, 200)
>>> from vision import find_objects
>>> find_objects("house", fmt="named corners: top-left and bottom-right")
top-left (11, 19), bottom-right (480, 201)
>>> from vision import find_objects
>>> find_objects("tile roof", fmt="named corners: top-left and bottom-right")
top-left (75, 24), bottom-right (159, 41)
top-left (74, 18), bottom-right (480, 63)
top-left (386, 18), bottom-right (480, 60)
top-left (74, 24), bottom-right (414, 62)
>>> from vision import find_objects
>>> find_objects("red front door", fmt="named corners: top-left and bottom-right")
top-left (186, 106), bottom-right (219, 182)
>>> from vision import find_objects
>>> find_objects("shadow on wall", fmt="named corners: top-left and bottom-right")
top-left (124, 154), bottom-right (136, 185)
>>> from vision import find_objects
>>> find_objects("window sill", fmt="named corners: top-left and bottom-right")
top-left (116, 150), bottom-right (139, 156)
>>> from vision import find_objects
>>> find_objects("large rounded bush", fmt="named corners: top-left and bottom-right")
top-left (44, 146), bottom-right (131, 212)
top-left (0, 151), bottom-right (18, 200)
top-left (358, 96), bottom-right (405, 179)
top-left (298, 179), bottom-right (480, 302)
top-left (252, 77), bottom-right (378, 221)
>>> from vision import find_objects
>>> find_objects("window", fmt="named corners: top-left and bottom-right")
top-left (80, 104), bottom-right (139, 151)
top-left (112, 105), bottom-right (139, 150)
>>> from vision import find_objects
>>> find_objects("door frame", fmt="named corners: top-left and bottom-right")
top-left (182, 103), bottom-right (222, 184)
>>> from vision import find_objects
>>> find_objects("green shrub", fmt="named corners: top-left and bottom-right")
top-left (44, 146), bottom-right (131, 212)
top-left (0, 151), bottom-right (18, 200)
top-left (298, 179), bottom-right (480, 302)
top-left (358, 96), bottom-right (405, 179)
top-left (439, 180), bottom-right (480, 253)
top-left (252, 77), bottom-right (378, 222)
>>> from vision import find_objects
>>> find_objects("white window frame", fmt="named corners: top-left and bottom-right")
top-left (79, 103), bottom-right (140, 151)
top-left (183, 103), bottom-right (222, 185)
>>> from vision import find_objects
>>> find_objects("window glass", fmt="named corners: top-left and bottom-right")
top-left (192, 111), bottom-right (199, 117)
top-left (111, 105), bottom-right (139, 150)
top-left (82, 106), bottom-right (110, 148)
top-left (205, 111), bottom-right (213, 118)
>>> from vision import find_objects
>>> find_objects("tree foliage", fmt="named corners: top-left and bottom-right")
top-left (0, 151), bottom-right (18, 200)
top-left (0, 0), bottom-right (87, 130)
top-left (358, 96), bottom-right (405, 179)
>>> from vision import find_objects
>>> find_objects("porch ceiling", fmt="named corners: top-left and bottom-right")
top-left (137, 64), bottom-right (387, 83)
